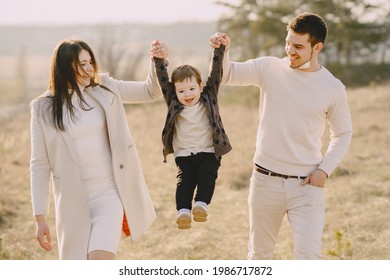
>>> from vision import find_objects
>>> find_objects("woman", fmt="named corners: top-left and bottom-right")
top-left (30, 38), bottom-right (168, 260)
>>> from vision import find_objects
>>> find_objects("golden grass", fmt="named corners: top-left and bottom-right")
top-left (0, 84), bottom-right (389, 259)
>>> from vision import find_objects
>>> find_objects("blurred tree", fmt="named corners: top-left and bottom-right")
top-left (97, 24), bottom-right (124, 77)
top-left (96, 24), bottom-right (146, 80)
top-left (216, 0), bottom-right (390, 65)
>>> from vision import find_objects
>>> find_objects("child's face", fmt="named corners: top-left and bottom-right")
top-left (174, 76), bottom-right (203, 107)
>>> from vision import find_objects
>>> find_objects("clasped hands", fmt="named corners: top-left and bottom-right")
top-left (150, 32), bottom-right (231, 60)
top-left (150, 39), bottom-right (168, 59)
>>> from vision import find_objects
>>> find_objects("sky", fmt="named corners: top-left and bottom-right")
top-left (1, 0), bottom-right (235, 25)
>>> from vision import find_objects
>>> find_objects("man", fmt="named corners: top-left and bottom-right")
top-left (210, 13), bottom-right (352, 259)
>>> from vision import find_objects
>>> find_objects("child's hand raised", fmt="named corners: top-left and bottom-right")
top-left (209, 32), bottom-right (230, 50)
top-left (150, 39), bottom-right (168, 59)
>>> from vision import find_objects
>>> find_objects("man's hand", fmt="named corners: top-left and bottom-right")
top-left (209, 32), bottom-right (230, 50)
top-left (301, 169), bottom-right (328, 188)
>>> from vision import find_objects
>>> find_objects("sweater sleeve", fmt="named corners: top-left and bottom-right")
top-left (221, 49), bottom-right (270, 87)
top-left (318, 87), bottom-right (352, 175)
top-left (154, 57), bottom-right (175, 105)
top-left (204, 45), bottom-right (225, 97)
top-left (113, 58), bottom-right (163, 103)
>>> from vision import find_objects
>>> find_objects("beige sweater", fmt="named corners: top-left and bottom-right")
top-left (222, 53), bottom-right (352, 176)
top-left (68, 92), bottom-right (116, 191)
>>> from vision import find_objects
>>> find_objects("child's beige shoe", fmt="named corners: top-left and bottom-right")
top-left (192, 201), bottom-right (208, 222)
top-left (176, 209), bottom-right (191, 229)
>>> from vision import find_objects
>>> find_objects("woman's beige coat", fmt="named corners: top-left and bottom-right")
top-left (30, 61), bottom-right (161, 259)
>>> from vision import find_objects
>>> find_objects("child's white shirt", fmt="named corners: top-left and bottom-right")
top-left (173, 101), bottom-right (215, 157)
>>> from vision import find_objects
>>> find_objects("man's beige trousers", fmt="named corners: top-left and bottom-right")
top-left (247, 170), bottom-right (325, 259)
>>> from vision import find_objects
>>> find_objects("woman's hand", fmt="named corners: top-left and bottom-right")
top-left (150, 39), bottom-right (168, 59)
top-left (35, 215), bottom-right (52, 251)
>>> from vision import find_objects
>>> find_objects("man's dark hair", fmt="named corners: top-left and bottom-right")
top-left (287, 13), bottom-right (328, 46)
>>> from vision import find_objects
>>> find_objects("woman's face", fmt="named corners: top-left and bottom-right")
top-left (75, 49), bottom-right (94, 88)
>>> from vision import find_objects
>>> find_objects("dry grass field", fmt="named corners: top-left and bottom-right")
top-left (0, 84), bottom-right (389, 260)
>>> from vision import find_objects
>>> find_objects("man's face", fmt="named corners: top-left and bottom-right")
top-left (285, 31), bottom-right (315, 70)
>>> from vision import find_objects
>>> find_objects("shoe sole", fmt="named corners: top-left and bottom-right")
top-left (192, 206), bottom-right (207, 222)
top-left (176, 215), bottom-right (191, 229)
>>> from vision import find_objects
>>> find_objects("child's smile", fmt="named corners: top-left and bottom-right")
top-left (175, 76), bottom-right (203, 107)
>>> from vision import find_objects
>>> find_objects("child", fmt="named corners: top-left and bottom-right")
top-left (152, 43), bottom-right (232, 229)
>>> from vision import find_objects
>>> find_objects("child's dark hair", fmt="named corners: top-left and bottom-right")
top-left (287, 13), bottom-right (328, 46)
top-left (171, 65), bottom-right (202, 85)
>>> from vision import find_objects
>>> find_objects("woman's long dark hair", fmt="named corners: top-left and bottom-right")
top-left (48, 39), bottom-right (99, 131)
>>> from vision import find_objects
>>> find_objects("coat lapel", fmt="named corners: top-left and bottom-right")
top-left (54, 96), bottom-right (77, 163)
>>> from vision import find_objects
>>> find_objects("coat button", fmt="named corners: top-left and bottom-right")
top-left (119, 164), bottom-right (124, 169)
